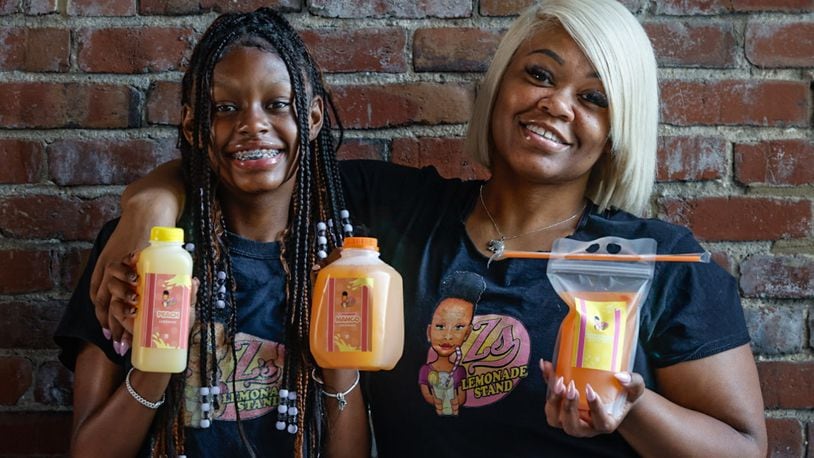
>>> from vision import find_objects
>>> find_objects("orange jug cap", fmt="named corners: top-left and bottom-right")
top-left (343, 237), bottom-right (379, 251)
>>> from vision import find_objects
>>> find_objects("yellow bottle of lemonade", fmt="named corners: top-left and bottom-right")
top-left (310, 237), bottom-right (404, 370)
top-left (131, 226), bottom-right (193, 373)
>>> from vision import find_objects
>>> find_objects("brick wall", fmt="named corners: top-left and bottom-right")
top-left (0, 0), bottom-right (811, 456)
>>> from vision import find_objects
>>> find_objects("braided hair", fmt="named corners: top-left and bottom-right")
top-left (152, 8), bottom-right (347, 457)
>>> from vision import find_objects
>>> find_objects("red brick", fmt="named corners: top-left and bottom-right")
top-left (660, 80), bottom-right (810, 127)
top-left (58, 248), bottom-right (91, 291)
top-left (139, 0), bottom-right (299, 14)
top-left (744, 305), bottom-right (804, 354)
top-left (746, 22), bottom-right (814, 68)
top-left (0, 0), bottom-right (18, 14)
top-left (333, 83), bottom-right (474, 129)
top-left (765, 418), bottom-right (804, 458)
top-left (309, 0), bottom-right (471, 18)
top-left (337, 139), bottom-right (385, 161)
top-left (758, 361), bottom-right (814, 409)
top-left (26, 0), bottom-right (58, 15)
top-left (0, 301), bottom-right (65, 349)
top-left (392, 137), bottom-right (490, 181)
top-left (0, 412), bottom-right (71, 455)
top-left (741, 255), bottom-right (814, 299)
top-left (0, 27), bottom-right (70, 72)
top-left (479, 0), bottom-right (643, 15)
top-left (47, 138), bottom-right (179, 186)
top-left (657, 136), bottom-right (726, 182)
top-left (0, 357), bottom-right (32, 405)
top-left (645, 21), bottom-right (737, 68)
top-left (146, 80), bottom-right (182, 125)
top-left (301, 28), bottom-right (407, 73)
top-left (733, 0), bottom-right (814, 11)
top-left (77, 27), bottom-right (195, 73)
top-left (0, 194), bottom-right (119, 241)
top-left (735, 140), bottom-right (814, 186)
top-left (35, 361), bottom-right (73, 406)
top-left (0, 140), bottom-right (44, 184)
top-left (659, 197), bottom-right (810, 241)
top-left (0, 250), bottom-right (54, 294)
top-left (414, 28), bottom-right (502, 72)
top-left (479, 0), bottom-right (533, 16)
top-left (68, 0), bottom-right (135, 15)
top-left (657, 0), bottom-right (813, 13)
top-left (0, 82), bottom-right (137, 128)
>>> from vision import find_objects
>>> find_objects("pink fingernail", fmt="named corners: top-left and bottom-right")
top-left (119, 339), bottom-right (130, 355)
top-left (113, 340), bottom-right (122, 355)
top-left (555, 377), bottom-right (565, 395)
top-left (614, 372), bottom-right (631, 384)
top-left (102, 328), bottom-right (111, 340)
top-left (585, 384), bottom-right (597, 402)
top-left (566, 381), bottom-right (577, 400)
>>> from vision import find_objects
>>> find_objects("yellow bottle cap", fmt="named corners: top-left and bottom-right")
top-left (150, 226), bottom-right (184, 243)
top-left (343, 236), bottom-right (378, 251)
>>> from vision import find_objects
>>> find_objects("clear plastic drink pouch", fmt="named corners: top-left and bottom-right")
top-left (547, 236), bottom-right (656, 418)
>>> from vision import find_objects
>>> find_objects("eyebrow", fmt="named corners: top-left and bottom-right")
top-left (528, 48), bottom-right (601, 79)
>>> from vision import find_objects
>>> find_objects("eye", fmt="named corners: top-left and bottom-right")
top-left (581, 90), bottom-right (609, 108)
top-left (526, 65), bottom-right (553, 85)
top-left (214, 102), bottom-right (236, 113)
top-left (435, 324), bottom-right (445, 330)
top-left (267, 100), bottom-right (291, 111)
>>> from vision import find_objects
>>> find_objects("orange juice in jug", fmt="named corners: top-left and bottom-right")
top-left (310, 237), bottom-right (403, 370)
top-left (131, 226), bottom-right (193, 373)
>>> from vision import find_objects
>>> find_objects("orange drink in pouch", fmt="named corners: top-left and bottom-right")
top-left (547, 236), bottom-right (656, 417)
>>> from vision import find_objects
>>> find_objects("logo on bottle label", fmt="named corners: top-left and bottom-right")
top-left (326, 277), bottom-right (372, 352)
top-left (571, 297), bottom-right (628, 372)
top-left (141, 273), bottom-right (191, 350)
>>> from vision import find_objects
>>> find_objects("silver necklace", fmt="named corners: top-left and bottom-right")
top-left (479, 184), bottom-right (585, 260)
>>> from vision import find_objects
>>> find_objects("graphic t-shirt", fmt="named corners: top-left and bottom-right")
top-left (340, 160), bottom-right (750, 458)
top-left (55, 220), bottom-right (293, 457)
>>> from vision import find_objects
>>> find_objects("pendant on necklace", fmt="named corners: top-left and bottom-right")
top-left (487, 238), bottom-right (505, 255)
top-left (486, 238), bottom-right (505, 268)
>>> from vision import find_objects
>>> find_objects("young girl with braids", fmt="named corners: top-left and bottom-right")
top-left (55, 8), bottom-right (367, 458)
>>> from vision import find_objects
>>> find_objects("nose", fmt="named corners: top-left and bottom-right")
top-left (538, 90), bottom-right (575, 122)
top-left (238, 104), bottom-right (270, 136)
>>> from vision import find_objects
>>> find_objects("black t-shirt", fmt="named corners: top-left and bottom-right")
top-left (55, 220), bottom-right (294, 457)
top-left (340, 160), bottom-right (750, 457)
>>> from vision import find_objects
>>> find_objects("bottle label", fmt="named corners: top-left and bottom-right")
top-left (140, 273), bottom-right (191, 350)
top-left (326, 277), bottom-right (373, 352)
top-left (571, 297), bottom-right (628, 372)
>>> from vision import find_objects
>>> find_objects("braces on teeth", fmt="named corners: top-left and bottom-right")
top-left (233, 149), bottom-right (280, 161)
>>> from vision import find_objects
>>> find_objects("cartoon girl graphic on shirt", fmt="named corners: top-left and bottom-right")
top-left (418, 271), bottom-right (485, 416)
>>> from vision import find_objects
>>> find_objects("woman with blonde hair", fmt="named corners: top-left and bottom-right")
top-left (85, 0), bottom-right (766, 456)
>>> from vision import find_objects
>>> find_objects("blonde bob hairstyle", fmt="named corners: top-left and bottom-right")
top-left (464, 0), bottom-right (659, 216)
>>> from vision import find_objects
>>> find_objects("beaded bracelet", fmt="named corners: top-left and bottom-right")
top-left (125, 367), bottom-right (166, 410)
top-left (311, 369), bottom-right (360, 412)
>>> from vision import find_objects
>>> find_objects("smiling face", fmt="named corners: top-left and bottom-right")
top-left (427, 298), bottom-right (475, 358)
top-left (184, 45), bottom-right (323, 199)
top-left (488, 23), bottom-right (610, 188)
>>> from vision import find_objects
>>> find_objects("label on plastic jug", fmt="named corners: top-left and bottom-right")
top-left (140, 273), bottom-right (191, 350)
top-left (326, 277), bottom-right (373, 352)
top-left (571, 297), bottom-right (628, 372)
